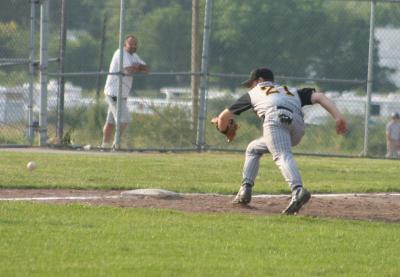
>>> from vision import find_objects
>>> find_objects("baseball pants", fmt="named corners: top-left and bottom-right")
top-left (242, 110), bottom-right (305, 191)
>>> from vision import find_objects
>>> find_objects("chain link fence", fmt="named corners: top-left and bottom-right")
top-left (1, 0), bottom-right (400, 157)
top-left (0, 1), bottom-right (32, 146)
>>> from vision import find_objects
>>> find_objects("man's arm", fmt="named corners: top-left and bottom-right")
top-left (211, 108), bottom-right (235, 132)
top-left (211, 92), bottom-right (252, 130)
top-left (311, 92), bottom-right (348, 134)
top-left (124, 63), bottom-right (148, 74)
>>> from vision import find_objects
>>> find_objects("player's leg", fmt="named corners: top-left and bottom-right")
top-left (112, 99), bottom-right (131, 147)
top-left (264, 120), bottom-right (310, 214)
top-left (102, 122), bottom-right (114, 146)
top-left (385, 140), bottom-right (391, 158)
top-left (265, 124), bottom-right (302, 191)
top-left (242, 137), bottom-right (269, 186)
top-left (233, 137), bottom-right (268, 204)
top-left (102, 99), bottom-right (115, 148)
top-left (386, 140), bottom-right (395, 158)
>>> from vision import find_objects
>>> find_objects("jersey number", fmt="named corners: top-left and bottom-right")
top-left (261, 86), bottom-right (294, 97)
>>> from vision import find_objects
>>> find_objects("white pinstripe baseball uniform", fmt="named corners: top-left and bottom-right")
top-left (228, 81), bottom-right (314, 191)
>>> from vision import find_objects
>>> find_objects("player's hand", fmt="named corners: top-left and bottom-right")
top-left (211, 116), bottom-right (238, 143)
top-left (335, 117), bottom-right (348, 134)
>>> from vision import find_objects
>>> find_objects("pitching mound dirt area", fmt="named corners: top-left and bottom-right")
top-left (1, 189), bottom-right (399, 223)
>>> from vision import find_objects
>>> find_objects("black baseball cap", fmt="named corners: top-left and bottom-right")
top-left (241, 67), bottom-right (274, 88)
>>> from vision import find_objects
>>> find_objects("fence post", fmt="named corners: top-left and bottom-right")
top-left (39, 0), bottom-right (49, 146)
top-left (28, 0), bottom-right (37, 145)
top-left (363, 0), bottom-right (376, 157)
top-left (96, 14), bottom-right (108, 101)
top-left (191, 0), bottom-right (200, 135)
top-left (114, 0), bottom-right (125, 150)
top-left (196, 0), bottom-right (212, 151)
top-left (57, 0), bottom-right (67, 143)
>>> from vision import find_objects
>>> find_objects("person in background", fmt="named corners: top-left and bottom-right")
top-left (101, 35), bottom-right (148, 149)
top-left (385, 112), bottom-right (400, 158)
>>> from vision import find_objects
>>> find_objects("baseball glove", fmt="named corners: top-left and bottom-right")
top-left (211, 118), bottom-right (239, 142)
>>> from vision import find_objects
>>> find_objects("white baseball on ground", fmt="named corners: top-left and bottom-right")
top-left (27, 161), bottom-right (37, 171)
top-left (83, 144), bottom-right (91, 150)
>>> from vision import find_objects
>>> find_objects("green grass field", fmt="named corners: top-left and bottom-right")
top-left (0, 150), bottom-right (399, 276)
top-left (0, 150), bottom-right (399, 193)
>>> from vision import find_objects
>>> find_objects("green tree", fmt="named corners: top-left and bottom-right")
top-left (211, 0), bottom-right (395, 91)
top-left (0, 21), bottom-right (32, 59)
top-left (136, 6), bottom-right (191, 72)
top-left (1, 0), bottom-right (399, 93)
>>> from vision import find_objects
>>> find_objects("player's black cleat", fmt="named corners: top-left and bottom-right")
top-left (232, 183), bottom-right (253, 205)
top-left (282, 187), bottom-right (311, 215)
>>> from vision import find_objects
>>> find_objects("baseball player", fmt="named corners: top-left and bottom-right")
top-left (385, 112), bottom-right (400, 158)
top-left (101, 35), bottom-right (148, 149)
top-left (212, 67), bottom-right (348, 214)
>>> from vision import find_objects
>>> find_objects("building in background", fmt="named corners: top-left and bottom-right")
top-left (376, 27), bottom-right (400, 88)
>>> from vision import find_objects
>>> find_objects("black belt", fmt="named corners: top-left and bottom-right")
top-left (261, 106), bottom-right (293, 121)
top-left (110, 96), bottom-right (127, 102)
top-left (276, 106), bottom-right (293, 113)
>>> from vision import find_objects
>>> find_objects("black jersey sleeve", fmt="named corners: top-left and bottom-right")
top-left (298, 88), bottom-right (315, 106)
top-left (228, 93), bottom-right (252, 115)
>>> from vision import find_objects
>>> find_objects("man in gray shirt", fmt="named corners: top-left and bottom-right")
top-left (386, 112), bottom-right (400, 158)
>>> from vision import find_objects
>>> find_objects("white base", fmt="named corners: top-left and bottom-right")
top-left (121, 189), bottom-right (181, 199)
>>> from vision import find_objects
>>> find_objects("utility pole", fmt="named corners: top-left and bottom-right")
top-left (191, 0), bottom-right (200, 133)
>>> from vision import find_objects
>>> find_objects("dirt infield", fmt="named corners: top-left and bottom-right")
top-left (1, 189), bottom-right (399, 223)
